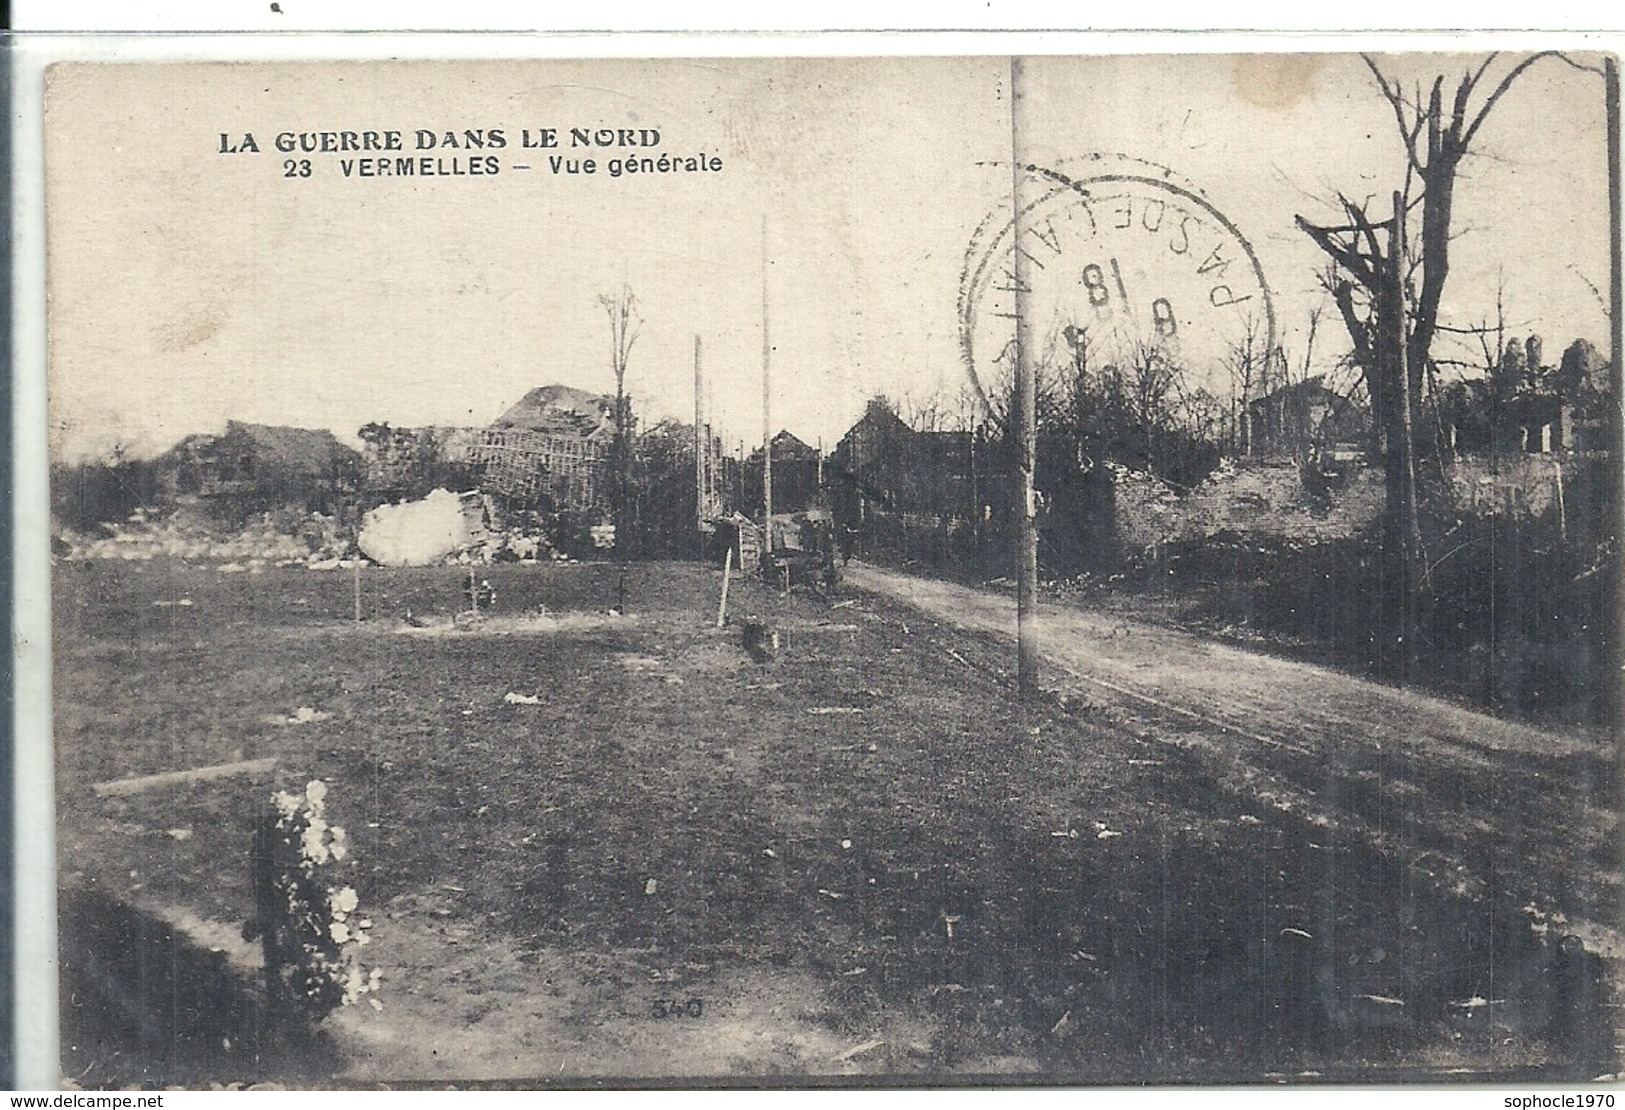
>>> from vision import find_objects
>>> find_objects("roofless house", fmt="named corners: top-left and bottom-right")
top-left (470, 384), bottom-right (620, 514)
top-left (160, 420), bottom-right (359, 515)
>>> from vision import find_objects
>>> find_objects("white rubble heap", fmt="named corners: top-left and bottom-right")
top-left (358, 489), bottom-right (478, 567)
top-left (55, 495), bottom-right (556, 569)
top-left (57, 507), bottom-right (345, 566)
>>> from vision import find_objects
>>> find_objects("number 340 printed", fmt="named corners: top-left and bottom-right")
top-left (650, 998), bottom-right (705, 1019)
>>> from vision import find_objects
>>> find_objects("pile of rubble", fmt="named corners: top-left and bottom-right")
top-left (449, 529), bottom-right (555, 566)
top-left (56, 508), bottom-right (352, 566)
top-left (1109, 462), bottom-right (1182, 549)
top-left (357, 488), bottom-right (559, 567)
top-left (1110, 458), bottom-right (1384, 551)
top-left (58, 496), bottom-right (567, 570)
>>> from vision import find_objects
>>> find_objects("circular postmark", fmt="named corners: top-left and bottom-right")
top-left (959, 154), bottom-right (1275, 417)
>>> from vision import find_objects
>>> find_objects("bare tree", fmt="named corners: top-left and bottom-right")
top-left (1122, 344), bottom-right (1180, 437)
top-left (1178, 387), bottom-right (1230, 451)
top-left (983, 340), bottom-right (1069, 438)
top-left (1296, 50), bottom-right (1601, 680)
top-left (1061, 324), bottom-right (1093, 467)
top-left (598, 284), bottom-right (641, 558)
top-left (947, 383), bottom-right (989, 435)
top-left (898, 388), bottom-right (950, 434)
top-left (1224, 313), bottom-right (1271, 455)
top-left (599, 283), bottom-right (641, 419)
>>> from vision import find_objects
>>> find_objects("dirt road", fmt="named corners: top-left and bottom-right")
top-left (845, 562), bottom-right (1621, 957)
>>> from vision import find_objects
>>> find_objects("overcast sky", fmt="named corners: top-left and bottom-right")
top-left (46, 51), bottom-right (1611, 462)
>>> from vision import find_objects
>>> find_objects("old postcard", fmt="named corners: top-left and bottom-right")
top-left (41, 48), bottom-right (1620, 1087)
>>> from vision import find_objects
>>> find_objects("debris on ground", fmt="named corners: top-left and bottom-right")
top-left (742, 622), bottom-right (780, 663)
top-left (832, 1038), bottom-right (886, 1063)
top-left (57, 506), bottom-right (351, 565)
top-left (91, 756), bottom-right (279, 798)
top-left (359, 489), bottom-right (482, 567)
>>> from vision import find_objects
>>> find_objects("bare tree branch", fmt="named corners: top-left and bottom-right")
top-left (1364, 55), bottom-right (1426, 172)
top-left (1462, 51), bottom-right (1562, 149)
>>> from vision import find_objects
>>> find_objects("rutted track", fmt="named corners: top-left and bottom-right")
top-left (844, 562), bottom-right (1621, 959)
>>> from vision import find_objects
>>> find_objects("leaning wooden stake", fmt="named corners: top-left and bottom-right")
top-left (717, 546), bottom-right (733, 628)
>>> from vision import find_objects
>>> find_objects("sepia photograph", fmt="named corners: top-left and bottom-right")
top-left (40, 47), bottom-right (1621, 1087)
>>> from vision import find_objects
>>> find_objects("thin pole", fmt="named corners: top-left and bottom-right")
top-left (1607, 56), bottom-right (1622, 735)
top-left (1010, 55), bottom-right (1039, 699)
top-left (694, 334), bottom-right (704, 552)
top-left (1391, 190), bottom-right (1419, 683)
top-left (717, 545), bottom-right (733, 628)
top-left (352, 558), bottom-right (361, 625)
top-left (762, 213), bottom-right (774, 554)
top-left (1610, 56), bottom-right (1622, 447)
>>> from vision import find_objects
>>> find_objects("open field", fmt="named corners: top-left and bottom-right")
top-left (53, 558), bottom-right (1618, 1086)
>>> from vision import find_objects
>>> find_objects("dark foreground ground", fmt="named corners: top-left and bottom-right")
top-left (52, 557), bottom-right (1619, 1086)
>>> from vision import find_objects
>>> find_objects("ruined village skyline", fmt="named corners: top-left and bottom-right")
top-left (45, 52), bottom-right (1611, 465)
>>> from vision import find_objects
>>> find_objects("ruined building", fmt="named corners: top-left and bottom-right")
top-left (159, 420), bottom-right (359, 513)
top-left (470, 384), bottom-right (620, 513)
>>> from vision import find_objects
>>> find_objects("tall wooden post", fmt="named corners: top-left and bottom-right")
top-left (1390, 190), bottom-right (1421, 682)
top-left (694, 334), bottom-right (704, 555)
top-left (762, 213), bottom-right (774, 554)
top-left (1010, 55), bottom-right (1040, 699)
top-left (1607, 56), bottom-right (1622, 730)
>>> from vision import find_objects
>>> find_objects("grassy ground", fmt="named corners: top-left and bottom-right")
top-left (52, 558), bottom-right (1615, 1086)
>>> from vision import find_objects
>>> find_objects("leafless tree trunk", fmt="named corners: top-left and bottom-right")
top-left (599, 284), bottom-right (641, 560)
top-left (1296, 50), bottom-right (1599, 682)
top-left (1063, 324), bottom-right (1091, 467)
top-left (1225, 315), bottom-right (1268, 456)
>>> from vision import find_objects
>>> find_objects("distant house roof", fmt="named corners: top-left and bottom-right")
top-left (841, 399), bottom-right (913, 441)
top-left (1246, 376), bottom-right (1341, 413)
top-left (771, 430), bottom-right (820, 460)
top-left (220, 420), bottom-right (356, 477)
top-left (833, 401), bottom-right (919, 470)
top-left (491, 385), bottom-right (616, 438)
top-left (745, 430), bottom-right (821, 463)
top-left (158, 420), bottom-right (358, 499)
top-left (164, 421), bottom-right (355, 476)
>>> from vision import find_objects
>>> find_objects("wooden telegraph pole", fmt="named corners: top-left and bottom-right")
top-left (1010, 55), bottom-right (1040, 699)
top-left (694, 334), bottom-right (704, 558)
top-left (1608, 56), bottom-right (1622, 734)
top-left (762, 214), bottom-right (774, 556)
